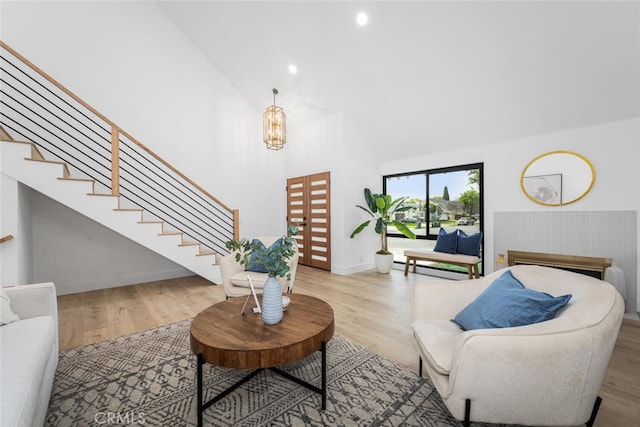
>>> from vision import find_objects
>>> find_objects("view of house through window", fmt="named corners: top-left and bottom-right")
top-left (384, 163), bottom-right (483, 275)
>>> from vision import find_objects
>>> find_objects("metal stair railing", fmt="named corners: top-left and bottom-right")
top-left (0, 41), bottom-right (238, 256)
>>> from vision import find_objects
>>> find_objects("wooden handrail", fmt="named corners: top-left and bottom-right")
top-left (0, 235), bottom-right (14, 244)
top-left (0, 40), bottom-right (235, 214)
top-left (0, 41), bottom-right (116, 129)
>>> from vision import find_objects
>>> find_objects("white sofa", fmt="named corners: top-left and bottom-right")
top-left (219, 236), bottom-right (299, 298)
top-left (1, 282), bottom-right (58, 427)
top-left (412, 265), bottom-right (624, 426)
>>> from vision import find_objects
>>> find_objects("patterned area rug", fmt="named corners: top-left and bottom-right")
top-left (46, 320), bottom-right (477, 426)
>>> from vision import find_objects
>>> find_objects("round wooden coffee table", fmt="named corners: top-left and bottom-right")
top-left (190, 294), bottom-right (334, 426)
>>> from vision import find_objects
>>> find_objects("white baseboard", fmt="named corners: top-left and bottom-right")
top-left (624, 311), bottom-right (640, 320)
top-left (332, 262), bottom-right (375, 275)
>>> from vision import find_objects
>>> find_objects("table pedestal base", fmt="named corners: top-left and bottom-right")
top-left (196, 342), bottom-right (327, 427)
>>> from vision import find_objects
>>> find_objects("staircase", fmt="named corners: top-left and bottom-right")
top-left (0, 42), bottom-right (237, 285)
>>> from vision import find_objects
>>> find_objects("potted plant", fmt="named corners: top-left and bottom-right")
top-left (225, 224), bottom-right (298, 279)
top-left (350, 188), bottom-right (416, 273)
top-left (225, 225), bottom-right (298, 324)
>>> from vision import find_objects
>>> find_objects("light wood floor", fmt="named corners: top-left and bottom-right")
top-left (57, 265), bottom-right (640, 427)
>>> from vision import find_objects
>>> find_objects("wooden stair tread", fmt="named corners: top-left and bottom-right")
top-left (179, 243), bottom-right (199, 247)
top-left (88, 193), bottom-right (119, 197)
top-left (58, 177), bottom-right (94, 182)
top-left (25, 157), bottom-right (65, 166)
top-left (3, 126), bottom-right (230, 279)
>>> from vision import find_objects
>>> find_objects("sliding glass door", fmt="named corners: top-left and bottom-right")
top-left (384, 163), bottom-right (483, 275)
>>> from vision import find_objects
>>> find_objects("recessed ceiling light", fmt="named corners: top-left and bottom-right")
top-left (288, 64), bottom-right (298, 74)
top-left (356, 12), bottom-right (368, 27)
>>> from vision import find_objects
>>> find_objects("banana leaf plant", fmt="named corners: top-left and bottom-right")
top-left (350, 188), bottom-right (416, 254)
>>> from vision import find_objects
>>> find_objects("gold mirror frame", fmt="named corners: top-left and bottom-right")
top-left (521, 151), bottom-right (595, 206)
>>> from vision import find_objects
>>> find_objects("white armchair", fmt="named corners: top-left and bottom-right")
top-left (412, 265), bottom-right (624, 426)
top-left (219, 236), bottom-right (299, 299)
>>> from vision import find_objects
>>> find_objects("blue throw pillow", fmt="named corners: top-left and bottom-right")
top-left (456, 230), bottom-right (483, 257)
top-left (433, 228), bottom-right (458, 254)
top-left (246, 238), bottom-right (283, 273)
top-left (246, 239), bottom-right (268, 272)
top-left (452, 270), bottom-right (572, 331)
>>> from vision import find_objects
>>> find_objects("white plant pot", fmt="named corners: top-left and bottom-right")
top-left (375, 253), bottom-right (394, 274)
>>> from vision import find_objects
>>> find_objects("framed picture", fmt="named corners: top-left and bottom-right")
top-left (522, 174), bottom-right (562, 205)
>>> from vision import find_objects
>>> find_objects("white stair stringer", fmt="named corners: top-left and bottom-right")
top-left (1, 140), bottom-right (222, 284)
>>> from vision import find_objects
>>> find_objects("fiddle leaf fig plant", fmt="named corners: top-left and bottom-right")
top-left (350, 188), bottom-right (416, 254)
top-left (225, 225), bottom-right (298, 279)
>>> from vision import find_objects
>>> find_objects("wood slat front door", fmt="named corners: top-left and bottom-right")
top-left (287, 172), bottom-right (331, 270)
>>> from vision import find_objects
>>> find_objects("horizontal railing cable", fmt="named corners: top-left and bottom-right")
top-left (119, 138), bottom-right (233, 226)
top-left (0, 101), bottom-right (113, 188)
top-left (0, 89), bottom-right (110, 169)
top-left (1, 54), bottom-right (112, 143)
top-left (1, 54), bottom-right (113, 188)
top-left (0, 117), bottom-right (114, 192)
top-left (118, 139), bottom-right (233, 252)
top-left (0, 41), bottom-right (236, 258)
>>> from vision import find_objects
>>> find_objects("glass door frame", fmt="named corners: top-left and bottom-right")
top-left (383, 162), bottom-right (484, 276)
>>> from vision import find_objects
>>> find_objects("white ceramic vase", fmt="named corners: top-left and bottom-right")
top-left (375, 253), bottom-right (394, 274)
top-left (261, 276), bottom-right (283, 324)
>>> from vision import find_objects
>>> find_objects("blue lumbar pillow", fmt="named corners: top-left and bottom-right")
top-left (456, 230), bottom-right (483, 257)
top-left (452, 270), bottom-right (572, 331)
top-left (433, 228), bottom-right (458, 254)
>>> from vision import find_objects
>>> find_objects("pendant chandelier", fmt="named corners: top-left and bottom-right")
top-left (263, 88), bottom-right (286, 150)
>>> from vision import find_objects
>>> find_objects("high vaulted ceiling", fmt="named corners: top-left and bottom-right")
top-left (158, 1), bottom-right (640, 160)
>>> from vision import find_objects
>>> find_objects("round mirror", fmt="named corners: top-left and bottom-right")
top-left (521, 151), bottom-right (595, 206)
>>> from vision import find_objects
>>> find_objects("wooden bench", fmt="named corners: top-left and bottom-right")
top-left (404, 249), bottom-right (481, 279)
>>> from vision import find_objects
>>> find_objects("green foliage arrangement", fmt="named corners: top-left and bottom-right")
top-left (350, 188), bottom-right (416, 254)
top-left (458, 189), bottom-right (480, 216)
top-left (225, 225), bottom-right (298, 279)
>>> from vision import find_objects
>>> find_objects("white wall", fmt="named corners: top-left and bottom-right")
top-left (382, 118), bottom-right (639, 263)
top-left (381, 118), bottom-right (640, 312)
top-left (2, 2), bottom-right (638, 306)
top-left (285, 111), bottom-right (639, 292)
top-left (285, 113), bottom-right (380, 274)
top-left (31, 191), bottom-right (192, 295)
top-left (0, 177), bottom-right (32, 286)
top-left (1, 1), bottom-right (286, 290)
top-left (335, 116), bottom-right (384, 274)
